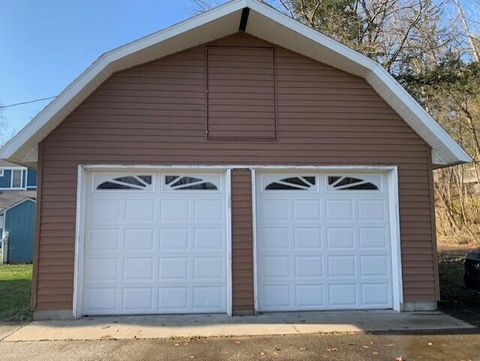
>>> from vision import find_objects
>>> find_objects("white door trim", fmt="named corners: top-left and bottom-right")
top-left (73, 165), bottom-right (233, 318)
top-left (251, 165), bottom-right (403, 312)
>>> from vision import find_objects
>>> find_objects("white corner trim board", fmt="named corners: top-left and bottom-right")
top-left (0, 0), bottom-right (470, 167)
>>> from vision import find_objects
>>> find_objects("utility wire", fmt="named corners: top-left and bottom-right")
top-left (0, 96), bottom-right (57, 109)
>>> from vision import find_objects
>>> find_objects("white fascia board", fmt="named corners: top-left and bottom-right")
top-left (0, 197), bottom-right (36, 215)
top-left (0, 0), bottom-right (246, 164)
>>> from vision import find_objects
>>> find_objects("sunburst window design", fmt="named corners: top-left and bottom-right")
top-left (97, 175), bottom-right (152, 190)
top-left (265, 176), bottom-right (316, 190)
top-left (328, 176), bottom-right (378, 190)
top-left (165, 175), bottom-right (218, 190)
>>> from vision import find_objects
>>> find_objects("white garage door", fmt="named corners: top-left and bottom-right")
top-left (82, 171), bottom-right (228, 315)
top-left (256, 172), bottom-right (393, 311)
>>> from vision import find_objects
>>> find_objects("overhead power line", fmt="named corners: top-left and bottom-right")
top-left (0, 96), bottom-right (57, 109)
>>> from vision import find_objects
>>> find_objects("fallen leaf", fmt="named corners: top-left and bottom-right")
top-left (362, 345), bottom-right (370, 349)
top-left (427, 342), bottom-right (433, 346)
top-left (372, 352), bottom-right (378, 356)
top-left (189, 356), bottom-right (196, 359)
top-left (299, 347), bottom-right (306, 351)
top-left (327, 347), bottom-right (338, 352)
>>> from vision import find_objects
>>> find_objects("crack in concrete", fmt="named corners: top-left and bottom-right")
top-left (0, 324), bottom-right (28, 342)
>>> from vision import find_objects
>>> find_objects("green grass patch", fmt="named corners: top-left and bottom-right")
top-left (0, 264), bottom-right (32, 322)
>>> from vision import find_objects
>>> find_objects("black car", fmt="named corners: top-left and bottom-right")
top-left (465, 249), bottom-right (480, 289)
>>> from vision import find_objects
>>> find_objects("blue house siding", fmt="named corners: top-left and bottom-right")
top-left (26, 169), bottom-right (37, 190)
top-left (4, 200), bottom-right (35, 263)
top-left (0, 169), bottom-right (12, 188)
top-left (0, 168), bottom-right (37, 190)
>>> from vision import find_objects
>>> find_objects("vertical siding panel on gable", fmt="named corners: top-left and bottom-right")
top-left (36, 33), bottom-right (437, 312)
top-left (231, 169), bottom-right (254, 314)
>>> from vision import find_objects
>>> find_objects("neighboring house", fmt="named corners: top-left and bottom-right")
top-left (0, 0), bottom-right (471, 320)
top-left (463, 165), bottom-right (480, 193)
top-left (0, 160), bottom-right (37, 190)
top-left (0, 191), bottom-right (36, 263)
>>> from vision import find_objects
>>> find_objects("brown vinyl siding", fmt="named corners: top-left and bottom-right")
top-left (34, 33), bottom-right (437, 311)
top-left (207, 46), bottom-right (276, 139)
top-left (231, 169), bottom-right (255, 313)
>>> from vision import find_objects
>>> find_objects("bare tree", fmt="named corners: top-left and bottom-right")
top-left (191, 0), bottom-right (480, 244)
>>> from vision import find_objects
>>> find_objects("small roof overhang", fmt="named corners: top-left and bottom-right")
top-left (0, 0), bottom-right (471, 167)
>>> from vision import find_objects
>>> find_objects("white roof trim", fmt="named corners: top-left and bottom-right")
top-left (0, 197), bottom-right (36, 215)
top-left (0, 0), bottom-right (471, 167)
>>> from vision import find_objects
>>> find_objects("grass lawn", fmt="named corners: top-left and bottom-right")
top-left (438, 245), bottom-right (480, 328)
top-left (0, 264), bottom-right (32, 322)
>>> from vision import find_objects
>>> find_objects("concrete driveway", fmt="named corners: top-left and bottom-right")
top-left (1, 332), bottom-right (480, 361)
top-left (0, 311), bottom-right (477, 360)
top-left (2, 311), bottom-right (474, 341)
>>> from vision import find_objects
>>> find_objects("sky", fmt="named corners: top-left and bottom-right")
top-left (0, 0), bottom-right (199, 140)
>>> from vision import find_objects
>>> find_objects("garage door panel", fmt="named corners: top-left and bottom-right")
top-left (360, 255), bottom-right (389, 276)
top-left (159, 257), bottom-right (188, 280)
top-left (357, 199), bottom-right (387, 221)
top-left (293, 228), bottom-right (322, 249)
top-left (257, 172), bottom-right (392, 311)
top-left (259, 199), bottom-right (289, 221)
top-left (259, 227), bottom-right (289, 249)
top-left (90, 199), bottom-right (122, 223)
top-left (193, 228), bottom-right (224, 250)
top-left (327, 256), bottom-right (355, 277)
top-left (85, 288), bottom-right (117, 311)
top-left (123, 288), bottom-right (154, 311)
top-left (124, 228), bottom-right (154, 251)
top-left (158, 287), bottom-right (188, 310)
top-left (123, 257), bottom-right (154, 281)
top-left (294, 256), bottom-right (323, 277)
top-left (83, 171), bottom-right (228, 315)
top-left (260, 285), bottom-right (290, 308)
top-left (193, 286), bottom-right (225, 309)
top-left (159, 228), bottom-right (189, 249)
top-left (125, 199), bottom-right (155, 222)
top-left (296, 285), bottom-right (325, 307)
top-left (194, 200), bottom-right (224, 221)
top-left (326, 227), bottom-right (355, 249)
top-left (160, 200), bottom-right (189, 221)
top-left (359, 227), bottom-right (388, 248)
top-left (325, 200), bottom-right (354, 221)
top-left (361, 283), bottom-right (390, 305)
top-left (87, 228), bottom-right (121, 251)
top-left (292, 200), bottom-right (321, 220)
top-left (261, 256), bottom-right (289, 277)
top-left (328, 284), bottom-right (356, 307)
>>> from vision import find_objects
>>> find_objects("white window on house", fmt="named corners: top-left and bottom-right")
top-left (0, 170), bottom-right (4, 177)
top-left (11, 169), bottom-right (22, 188)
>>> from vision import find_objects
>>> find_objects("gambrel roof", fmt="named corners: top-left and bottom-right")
top-left (0, 0), bottom-right (471, 167)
